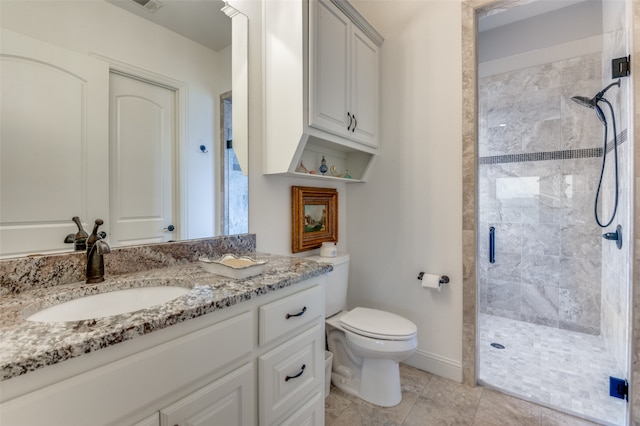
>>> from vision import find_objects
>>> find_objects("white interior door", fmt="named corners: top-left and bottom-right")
top-left (0, 29), bottom-right (109, 258)
top-left (109, 72), bottom-right (176, 247)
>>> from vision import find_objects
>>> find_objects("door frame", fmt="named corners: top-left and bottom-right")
top-left (218, 90), bottom-right (232, 236)
top-left (94, 53), bottom-right (187, 241)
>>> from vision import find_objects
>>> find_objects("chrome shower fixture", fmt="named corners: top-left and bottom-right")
top-left (570, 80), bottom-right (620, 124)
top-left (572, 79), bottom-right (621, 105)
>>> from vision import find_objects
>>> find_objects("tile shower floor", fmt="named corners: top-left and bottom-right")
top-left (478, 313), bottom-right (627, 425)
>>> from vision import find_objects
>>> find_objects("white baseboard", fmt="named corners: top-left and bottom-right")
top-left (403, 349), bottom-right (462, 383)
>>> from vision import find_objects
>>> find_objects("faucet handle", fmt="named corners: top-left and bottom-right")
top-left (87, 219), bottom-right (105, 247)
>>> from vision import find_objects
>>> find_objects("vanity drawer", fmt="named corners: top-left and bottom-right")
top-left (279, 389), bottom-right (324, 426)
top-left (258, 324), bottom-right (323, 425)
top-left (259, 284), bottom-right (323, 346)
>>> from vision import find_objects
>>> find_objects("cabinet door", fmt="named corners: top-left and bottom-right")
top-left (308, 0), bottom-right (350, 138)
top-left (132, 413), bottom-right (160, 426)
top-left (349, 26), bottom-right (379, 148)
top-left (279, 391), bottom-right (324, 426)
top-left (160, 363), bottom-right (253, 426)
top-left (259, 324), bottom-right (323, 425)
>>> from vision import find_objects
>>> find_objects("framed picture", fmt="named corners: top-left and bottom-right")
top-left (292, 186), bottom-right (338, 253)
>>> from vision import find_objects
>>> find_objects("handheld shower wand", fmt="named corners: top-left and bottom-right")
top-left (570, 79), bottom-right (621, 229)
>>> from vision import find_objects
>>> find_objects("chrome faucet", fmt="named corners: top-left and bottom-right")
top-left (86, 219), bottom-right (111, 283)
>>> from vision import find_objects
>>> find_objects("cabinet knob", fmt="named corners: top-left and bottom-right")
top-left (164, 225), bottom-right (175, 232)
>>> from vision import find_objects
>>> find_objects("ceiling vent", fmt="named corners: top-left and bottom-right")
top-left (131, 0), bottom-right (163, 13)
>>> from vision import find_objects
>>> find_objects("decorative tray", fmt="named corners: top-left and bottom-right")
top-left (198, 254), bottom-right (268, 280)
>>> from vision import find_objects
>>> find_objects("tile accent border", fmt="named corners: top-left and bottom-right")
top-left (479, 129), bottom-right (627, 165)
top-left (479, 148), bottom-right (602, 165)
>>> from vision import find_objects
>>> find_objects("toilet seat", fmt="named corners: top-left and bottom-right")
top-left (339, 307), bottom-right (417, 341)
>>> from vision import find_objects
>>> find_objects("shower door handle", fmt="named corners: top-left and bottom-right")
top-left (489, 227), bottom-right (495, 264)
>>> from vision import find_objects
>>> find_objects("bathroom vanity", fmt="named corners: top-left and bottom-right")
top-left (0, 242), bottom-right (330, 425)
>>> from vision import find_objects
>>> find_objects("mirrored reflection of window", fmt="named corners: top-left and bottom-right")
top-left (221, 94), bottom-right (248, 235)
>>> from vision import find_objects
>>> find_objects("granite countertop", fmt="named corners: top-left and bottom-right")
top-left (0, 253), bottom-right (332, 381)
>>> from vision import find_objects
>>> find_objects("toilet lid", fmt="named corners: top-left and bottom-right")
top-left (339, 307), bottom-right (417, 340)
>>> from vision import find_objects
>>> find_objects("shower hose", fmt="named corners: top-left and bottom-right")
top-left (593, 98), bottom-right (619, 228)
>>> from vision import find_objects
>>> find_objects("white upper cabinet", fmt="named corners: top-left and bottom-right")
top-left (309, 0), bottom-right (379, 148)
top-left (264, 0), bottom-right (383, 182)
top-left (349, 26), bottom-right (379, 146)
top-left (309, 1), bottom-right (350, 138)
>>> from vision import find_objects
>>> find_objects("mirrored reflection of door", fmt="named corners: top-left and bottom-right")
top-left (0, 29), bottom-right (109, 258)
top-left (220, 92), bottom-right (248, 235)
top-left (109, 72), bottom-right (176, 247)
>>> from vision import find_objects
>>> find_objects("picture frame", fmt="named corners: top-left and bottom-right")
top-left (292, 186), bottom-right (338, 253)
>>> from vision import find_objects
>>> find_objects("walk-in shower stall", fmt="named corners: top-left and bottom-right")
top-left (476, 1), bottom-right (632, 424)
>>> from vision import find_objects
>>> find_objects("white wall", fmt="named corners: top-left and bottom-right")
top-left (237, 0), bottom-right (463, 379)
top-left (1, 1), bottom-right (230, 240)
top-left (346, 0), bottom-right (464, 381)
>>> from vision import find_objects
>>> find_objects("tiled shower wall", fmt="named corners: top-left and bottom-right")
top-left (478, 52), bottom-right (607, 334)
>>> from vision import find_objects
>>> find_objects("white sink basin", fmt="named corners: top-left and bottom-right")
top-left (27, 286), bottom-right (191, 322)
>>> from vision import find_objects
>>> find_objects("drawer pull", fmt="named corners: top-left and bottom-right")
top-left (285, 306), bottom-right (307, 319)
top-left (285, 364), bottom-right (306, 382)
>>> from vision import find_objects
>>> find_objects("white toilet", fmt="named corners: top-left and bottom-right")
top-left (307, 253), bottom-right (418, 407)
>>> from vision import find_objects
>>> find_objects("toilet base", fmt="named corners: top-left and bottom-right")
top-left (331, 358), bottom-right (402, 407)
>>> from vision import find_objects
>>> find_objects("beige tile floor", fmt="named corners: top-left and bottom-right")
top-left (325, 364), bottom-right (601, 426)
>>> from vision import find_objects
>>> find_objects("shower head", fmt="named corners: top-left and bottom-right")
top-left (570, 95), bottom-right (597, 108)
top-left (570, 79), bottom-right (620, 124)
top-left (571, 94), bottom-right (606, 124)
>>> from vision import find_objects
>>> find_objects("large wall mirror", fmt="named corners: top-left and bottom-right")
top-left (0, 0), bottom-right (248, 258)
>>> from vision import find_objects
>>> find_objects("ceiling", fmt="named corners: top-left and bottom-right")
top-left (107, 0), bottom-right (231, 52)
top-left (352, 0), bottom-right (594, 36)
top-left (477, 0), bottom-right (591, 32)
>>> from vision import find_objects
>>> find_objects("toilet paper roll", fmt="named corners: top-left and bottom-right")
top-left (420, 273), bottom-right (442, 291)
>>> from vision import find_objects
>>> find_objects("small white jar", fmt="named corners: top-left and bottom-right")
top-left (320, 242), bottom-right (337, 257)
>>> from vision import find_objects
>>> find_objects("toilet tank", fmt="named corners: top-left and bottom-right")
top-left (306, 253), bottom-right (350, 318)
